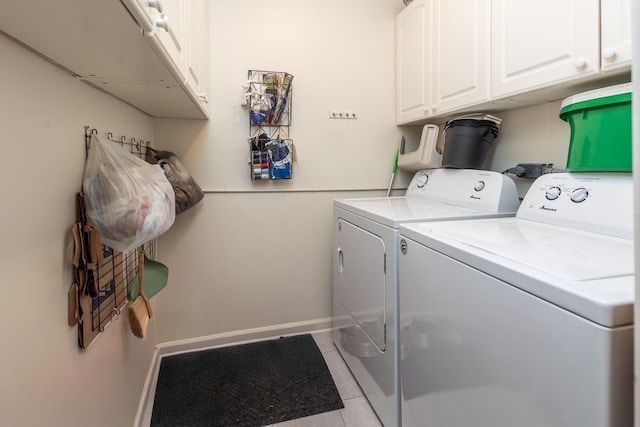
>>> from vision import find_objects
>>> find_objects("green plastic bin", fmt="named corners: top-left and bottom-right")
top-left (559, 83), bottom-right (632, 172)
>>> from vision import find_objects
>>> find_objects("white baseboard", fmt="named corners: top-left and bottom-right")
top-left (133, 317), bottom-right (334, 427)
top-left (133, 348), bottom-right (161, 427)
top-left (156, 316), bottom-right (333, 357)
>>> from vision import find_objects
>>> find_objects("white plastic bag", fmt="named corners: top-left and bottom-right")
top-left (83, 135), bottom-right (176, 253)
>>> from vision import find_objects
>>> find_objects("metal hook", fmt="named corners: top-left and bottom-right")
top-left (107, 132), bottom-right (113, 140)
top-left (91, 128), bottom-right (98, 135)
top-left (120, 136), bottom-right (126, 146)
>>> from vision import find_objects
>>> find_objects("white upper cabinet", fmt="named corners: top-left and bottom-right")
top-left (491, 0), bottom-right (600, 99)
top-left (111, 0), bottom-right (212, 118)
top-left (121, 0), bottom-right (190, 83)
top-left (0, 0), bottom-right (208, 119)
top-left (396, 0), bottom-right (490, 124)
top-left (396, 0), bottom-right (432, 124)
top-left (432, 0), bottom-right (490, 116)
top-left (185, 0), bottom-right (210, 105)
top-left (600, 0), bottom-right (633, 72)
top-left (127, 0), bottom-right (210, 113)
top-left (122, 0), bottom-right (164, 32)
top-left (153, 0), bottom-right (188, 82)
top-left (0, 0), bottom-right (171, 83)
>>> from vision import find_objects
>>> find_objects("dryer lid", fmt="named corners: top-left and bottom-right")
top-left (334, 197), bottom-right (507, 228)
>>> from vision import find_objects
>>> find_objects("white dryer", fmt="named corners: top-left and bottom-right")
top-left (332, 169), bottom-right (520, 427)
top-left (398, 173), bottom-right (634, 427)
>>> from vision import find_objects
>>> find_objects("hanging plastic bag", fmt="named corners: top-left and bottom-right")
top-left (146, 147), bottom-right (204, 215)
top-left (82, 135), bottom-right (176, 253)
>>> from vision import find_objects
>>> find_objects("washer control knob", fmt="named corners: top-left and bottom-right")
top-left (415, 173), bottom-right (429, 188)
top-left (570, 187), bottom-right (589, 203)
top-left (545, 186), bottom-right (562, 200)
top-left (474, 180), bottom-right (485, 192)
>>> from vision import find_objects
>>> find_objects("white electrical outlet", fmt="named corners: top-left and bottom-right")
top-left (329, 110), bottom-right (358, 119)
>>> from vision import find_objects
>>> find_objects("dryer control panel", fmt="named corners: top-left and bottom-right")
top-left (406, 169), bottom-right (520, 214)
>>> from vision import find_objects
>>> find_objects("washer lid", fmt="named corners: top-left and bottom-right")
top-left (400, 218), bottom-right (634, 327)
top-left (334, 197), bottom-right (508, 228)
top-left (429, 218), bottom-right (633, 281)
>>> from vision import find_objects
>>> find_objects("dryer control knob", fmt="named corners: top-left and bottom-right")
top-left (545, 186), bottom-right (561, 200)
top-left (474, 181), bottom-right (485, 192)
top-left (570, 187), bottom-right (589, 203)
top-left (416, 174), bottom-right (429, 188)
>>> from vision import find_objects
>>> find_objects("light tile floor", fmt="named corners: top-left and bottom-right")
top-left (265, 331), bottom-right (383, 427)
top-left (145, 330), bottom-right (383, 427)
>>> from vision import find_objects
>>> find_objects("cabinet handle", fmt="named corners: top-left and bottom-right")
top-left (573, 57), bottom-right (587, 70)
top-left (198, 93), bottom-right (209, 103)
top-left (602, 48), bottom-right (617, 62)
top-left (156, 15), bottom-right (170, 32)
top-left (431, 104), bottom-right (437, 112)
top-left (148, 0), bottom-right (164, 13)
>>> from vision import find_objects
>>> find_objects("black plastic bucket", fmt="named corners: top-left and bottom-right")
top-left (442, 119), bottom-right (500, 169)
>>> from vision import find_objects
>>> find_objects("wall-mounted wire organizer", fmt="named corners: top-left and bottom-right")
top-left (246, 70), bottom-right (294, 180)
top-left (70, 127), bottom-right (157, 351)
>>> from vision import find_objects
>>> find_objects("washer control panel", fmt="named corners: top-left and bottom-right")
top-left (518, 173), bottom-right (632, 239)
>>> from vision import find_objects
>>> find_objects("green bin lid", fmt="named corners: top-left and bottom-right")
top-left (559, 83), bottom-right (632, 121)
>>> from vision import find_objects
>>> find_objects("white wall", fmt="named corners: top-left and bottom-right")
top-left (152, 0), bottom-right (572, 345)
top-left (487, 100), bottom-right (570, 197)
top-left (0, 36), bottom-right (156, 426)
top-left (152, 0), bottom-right (406, 344)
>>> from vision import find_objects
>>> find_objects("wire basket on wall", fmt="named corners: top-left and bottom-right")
top-left (246, 70), bottom-right (294, 180)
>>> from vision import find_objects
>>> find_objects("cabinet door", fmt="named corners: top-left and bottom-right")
top-left (396, 0), bottom-right (433, 124)
top-left (121, 0), bottom-right (161, 32)
top-left (601, 0), bottom-right (632, 72)
top-left (432, 0), bottom-right (490, 115)
top-left (491, 0), bottom-right (599, 99)
top-left (186, 0), bottom-right (210, 104)
top-left (122, 0), bottom-right (188, 82)
top-left (154, 0), bottom-right (188, 82)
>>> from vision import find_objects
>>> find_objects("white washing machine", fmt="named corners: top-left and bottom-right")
top-left (332, 169), bottom-right (520, 427)
top-left (398, 173), bottom-right (634, 427)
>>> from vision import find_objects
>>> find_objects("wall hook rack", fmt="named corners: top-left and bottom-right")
top-left (76, 126), bottom-right (157, 351)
